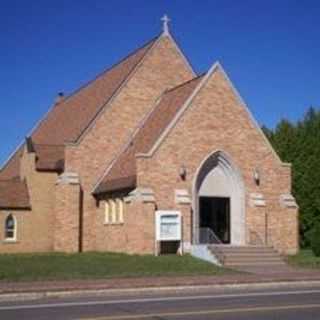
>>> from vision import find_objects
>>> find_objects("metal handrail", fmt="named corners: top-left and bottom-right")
top-left (198, 227), bottom-right (222, 244)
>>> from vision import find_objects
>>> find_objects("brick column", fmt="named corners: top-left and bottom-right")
top-left (54, 172), bottom-right (81, 253)
top-left (124, 188), bottom-right (156, 254)
top-left (279, 194), bottom-right (299, 255)
top-left (175, 189), bottom-right (192, 253)
top-left (247, 193), bottom-right (267, 245)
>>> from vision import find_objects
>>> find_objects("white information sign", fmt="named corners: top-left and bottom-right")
top-left (156, 211), bottom-right (181, 241)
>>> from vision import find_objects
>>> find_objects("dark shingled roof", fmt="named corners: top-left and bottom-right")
top-left (0, 36), bottom-right (158, 208)
top-left (33, 144), bottom-right (65, 172)
top-left (0, 179), bottom-right (30, 209)
top-left (94, 74), bottom-right (204, 195)
top-left (0, 37), bottom-right (157, 180)
top-left (0, 148), bottom-right (23, 180)
top-left (31, 37), bottom-right (158, 146)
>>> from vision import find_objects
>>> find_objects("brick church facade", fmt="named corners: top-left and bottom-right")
top-left (0, 22), bottom-right (299, 257)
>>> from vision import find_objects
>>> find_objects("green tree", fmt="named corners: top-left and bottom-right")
top-left (263, 107), bottom-right (320, 247)
top-left (311, 222), bottom-right (320, 257)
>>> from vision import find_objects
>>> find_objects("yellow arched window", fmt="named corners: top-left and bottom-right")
top-left (104, 198), bottom-right (125, 224)
top-left (117, 199), bottom-right (124, 223)
top-left (109, 199), bottom-right (117, 224)
top-left (104, 201), bottom-right (110, 224)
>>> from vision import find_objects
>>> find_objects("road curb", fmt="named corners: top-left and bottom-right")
top-left (1, 279), bottom-right (320, 303)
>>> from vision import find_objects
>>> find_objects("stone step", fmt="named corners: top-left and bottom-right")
top-left (211, 245), bottom-right (275, 251)
top-left (225, 261), bottom-right (287, 267)
top-left (210, 250), bottom-right (280, 259)
top-left (214, 254), bottom-right (282, 260)
top-left (211, 248), bottom-right (277, 255)
top-left (224, 260), bottom-right (284, 266)
top-left (208, 245), bottom-right (286, 268)
top-left (221, 253), bottom-right (281, 258)
top-left (224, 256), bottom-right (283, 261)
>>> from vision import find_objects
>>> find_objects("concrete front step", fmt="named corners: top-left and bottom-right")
top-left (223, 257), bottom-right (284, 263)
top-left (208, 245), bottom-right (286, 268)
top-left (225, 261), bottom-right (287, 267)
top-left (215, 252), bottom-right (282, 258)
top-left (221, 253), bottom-right (282, 259)
top-left (211, 246), bottom-right (276, 253)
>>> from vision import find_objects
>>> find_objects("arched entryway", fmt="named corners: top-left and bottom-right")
top-left (193, 151), bottom-right (245, 245)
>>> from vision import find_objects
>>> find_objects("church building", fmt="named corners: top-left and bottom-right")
top-left (0, 18), bottom-right (299, 264)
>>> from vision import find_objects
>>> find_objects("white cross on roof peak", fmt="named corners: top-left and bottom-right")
top-left (161, 14), bottom-right (171, 35)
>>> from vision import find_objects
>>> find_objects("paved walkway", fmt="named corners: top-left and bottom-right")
top-left (0, 267), bottom-right (320, 295)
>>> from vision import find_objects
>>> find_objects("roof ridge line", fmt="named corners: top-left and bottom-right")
top-left (166, 73), bottom-right (206, 93)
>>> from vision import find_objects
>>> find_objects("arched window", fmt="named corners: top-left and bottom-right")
top-left (5, 214), bottom-right (16, 241)
top-left (104, 198), bottom-right (125, 225)
top-left (110, 200), bottom-right (116, 223)
top-left (116, 199), bottom-right (124, 223)
top-left (104, 201), bottom-right (110, 224)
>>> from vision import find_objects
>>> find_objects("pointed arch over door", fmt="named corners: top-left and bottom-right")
top-left (193, 150), bottom-right (245, 245)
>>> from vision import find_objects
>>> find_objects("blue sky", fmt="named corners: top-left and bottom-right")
top-left (0, 0), bottom-right (319, 166)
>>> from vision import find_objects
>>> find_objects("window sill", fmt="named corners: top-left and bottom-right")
top-left (104, 222), bottom-right (124, 226)
top-left (3, 239), bottom-right (18, 244)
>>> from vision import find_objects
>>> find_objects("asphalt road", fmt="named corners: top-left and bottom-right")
top-left (1, 284), bottom-right (320, 319)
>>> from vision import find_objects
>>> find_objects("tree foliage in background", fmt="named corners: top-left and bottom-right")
top-left (311, 222), bottom-right (320, 257)
top-left (262, 107), bottom-right (320, 247)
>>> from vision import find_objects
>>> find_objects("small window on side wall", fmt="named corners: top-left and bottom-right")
top-left (5, 214), bottom-right (16, 241)
top-left (104, 198), bottom-right (125, 224)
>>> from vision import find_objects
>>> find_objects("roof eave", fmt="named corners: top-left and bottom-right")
top-left (0, 205), bottom-right (31, 210)
top-left (93, 176), bottom-right (137, 196)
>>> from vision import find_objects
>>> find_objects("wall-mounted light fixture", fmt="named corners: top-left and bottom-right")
top-left (179, 165), bottom-right (187, 180)
top-left (254, 168), bottom-right (260, 186)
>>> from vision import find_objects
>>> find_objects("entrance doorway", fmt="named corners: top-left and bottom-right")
top-left (193, 151), bottom-right (245, 245)
top-left (199, 197), bottom-right (230, 244)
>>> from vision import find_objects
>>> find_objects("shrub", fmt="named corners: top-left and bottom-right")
top-left (311, 222), bottom-right (320, 257)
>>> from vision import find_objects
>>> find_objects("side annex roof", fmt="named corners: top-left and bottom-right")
top-left (93, 74), bottom-right (204, 195)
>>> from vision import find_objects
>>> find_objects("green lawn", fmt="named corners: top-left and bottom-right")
top-left (0, 252), bottom-right (231, 282)
top-left (287, 249), bottom-right (320, 269)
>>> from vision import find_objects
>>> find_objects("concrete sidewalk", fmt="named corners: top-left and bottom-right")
top-left (1, 268), bottom-right (320, 296)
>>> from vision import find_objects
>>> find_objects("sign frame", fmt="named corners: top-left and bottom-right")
top-left (155, 210), bottom-right (182, 241)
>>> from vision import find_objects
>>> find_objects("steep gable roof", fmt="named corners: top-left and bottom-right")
top-left (32, 37), bottom-right (158, 145)
top-left (94, 75), bottom-right (204, 195)
top-left (0, 36), bottom-right (158, 181)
